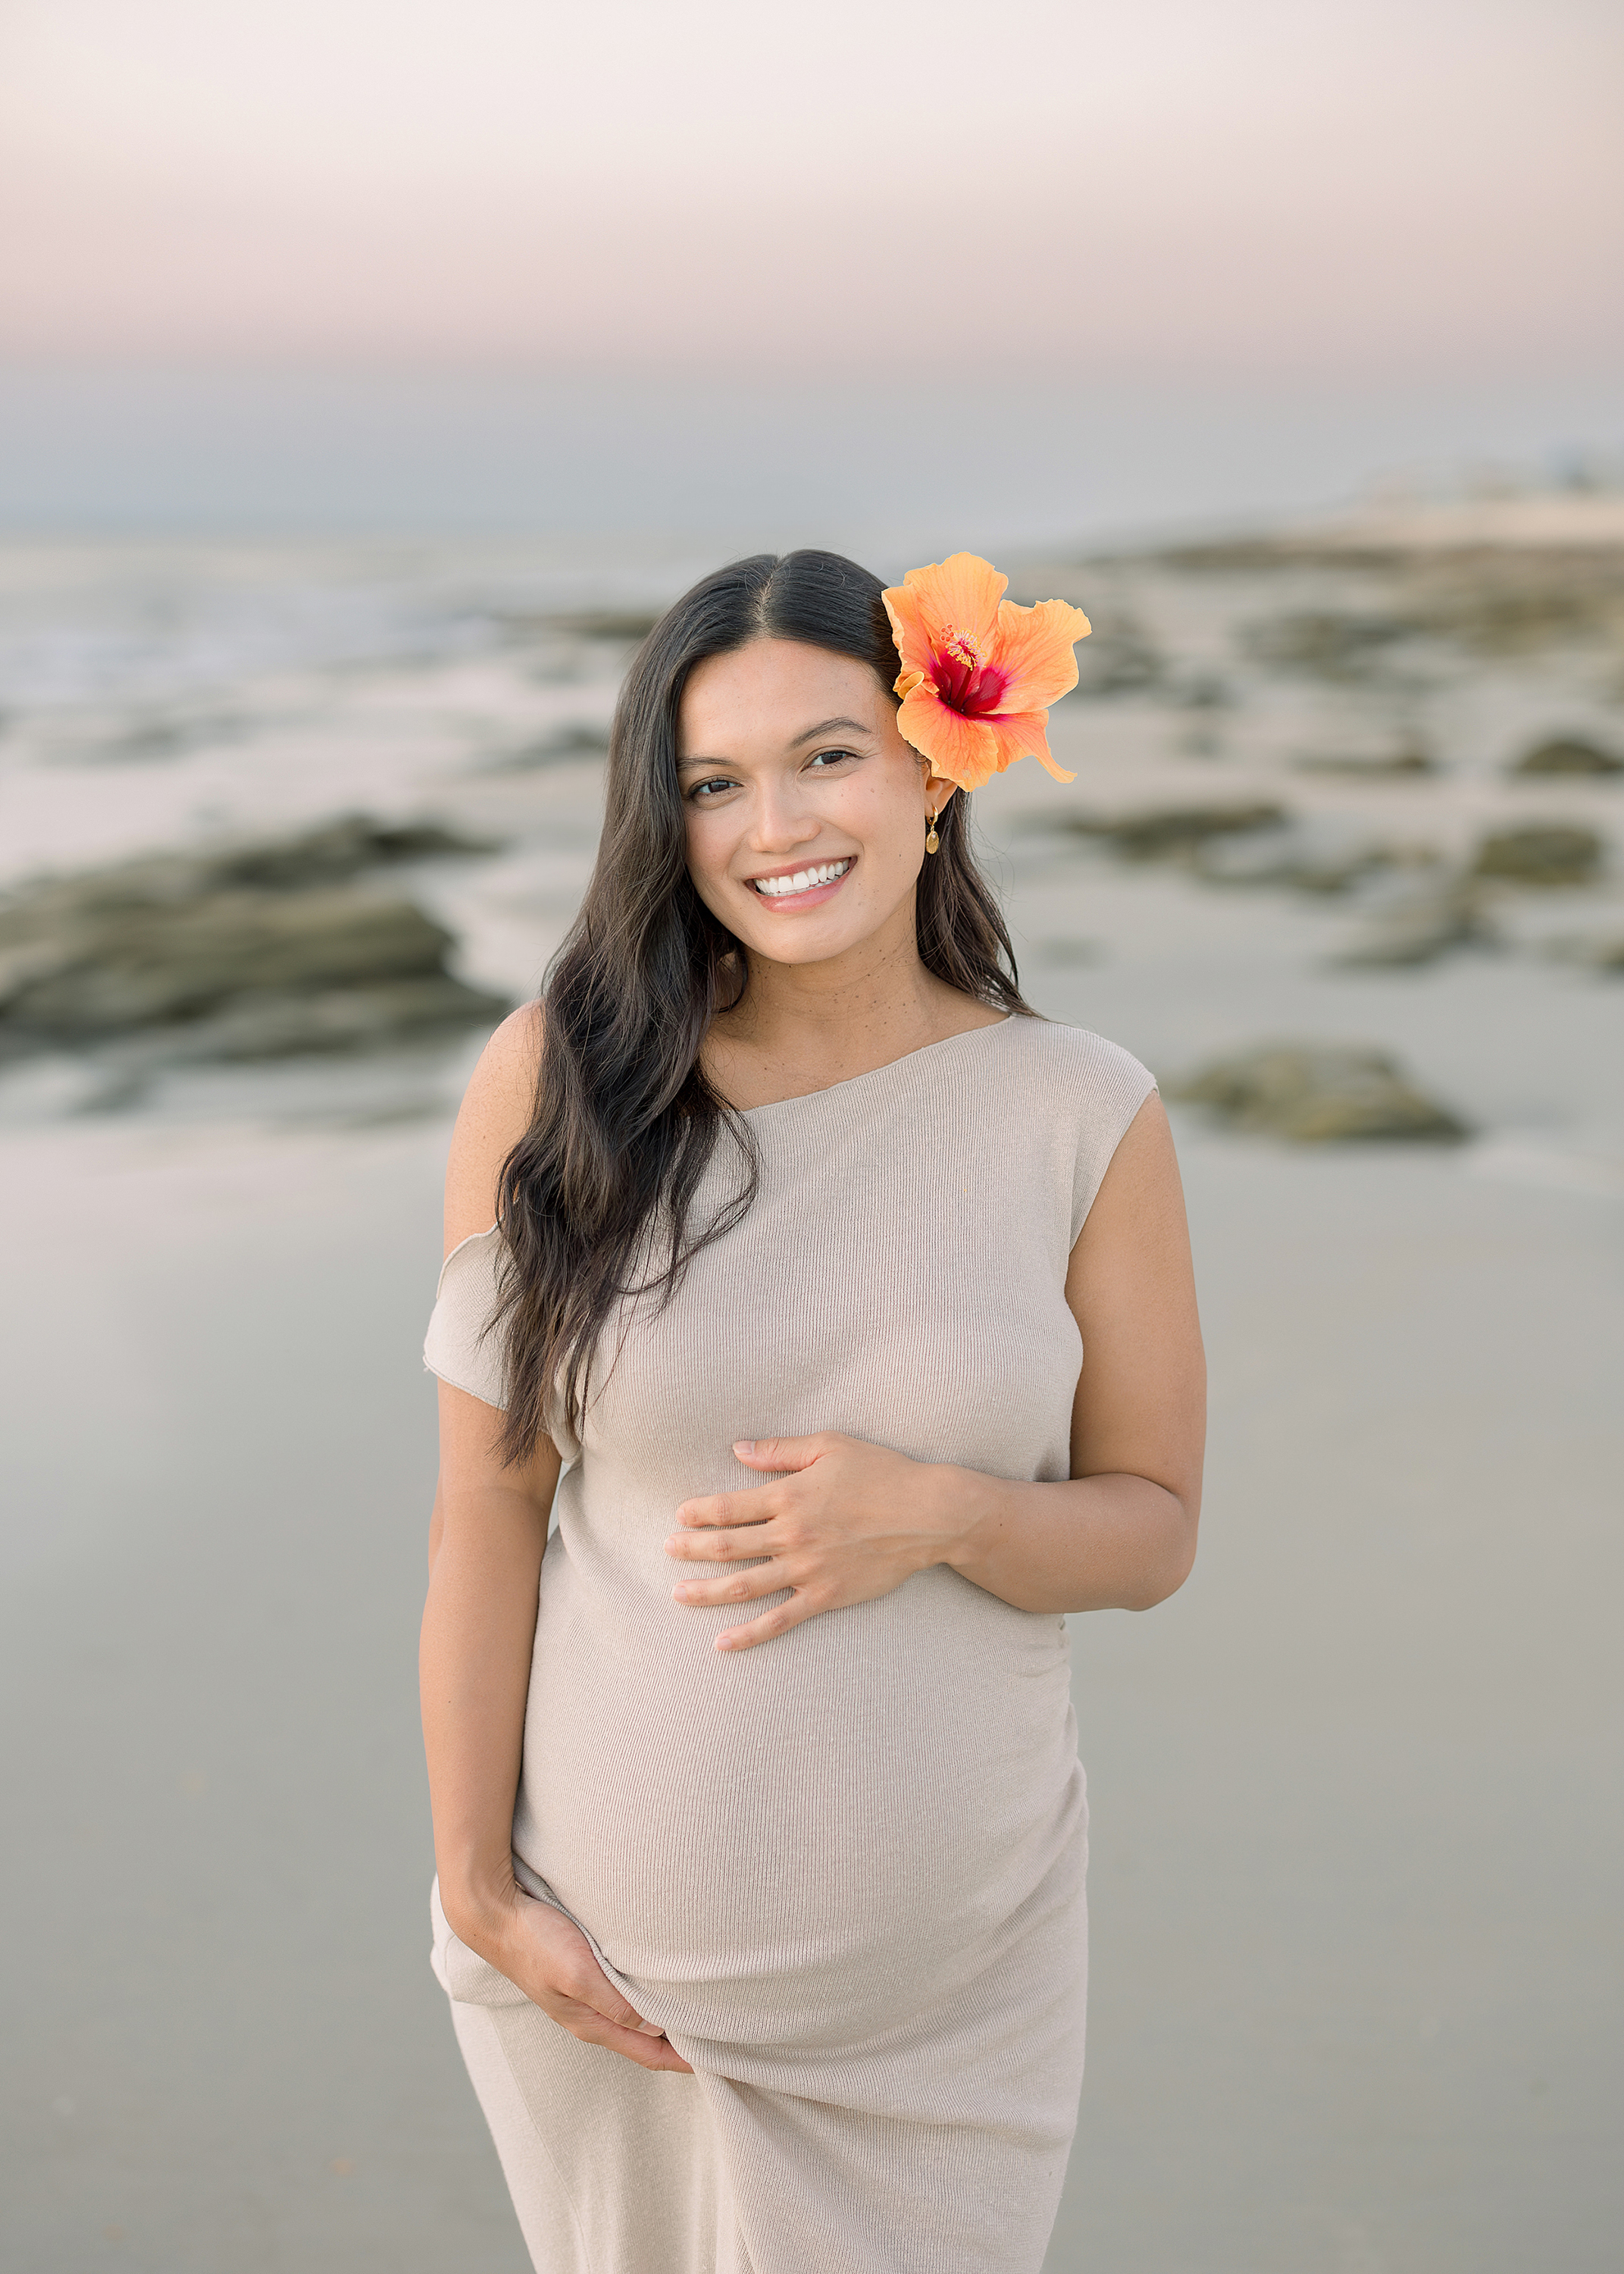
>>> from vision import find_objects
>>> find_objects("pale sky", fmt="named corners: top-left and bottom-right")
top-left (2, 0), bottom-right (1621, 376)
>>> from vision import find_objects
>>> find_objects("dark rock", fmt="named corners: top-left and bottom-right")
top-left (1512, 736), bottom-right (1624, 778)
top-left (1051, 803), bottom-right (1288, 860)
top-left (207, 813), bottom-right (502, 888)
top-left (1069, 615), bottom-right (1164, 697)
top-left (1189, 825), bottom-right (1305, 888)
top-left (149, 976), bottom-right (513, 1062)
top-left (549, 609), bottom-right (662, 642)
top-left (1242, 612), bottom-right (1414, 681)
top-left (1471, 825), bottom-right (1604, 885)
top-left (0, 822), bottom-right (510, 1063)
top-left (1293, 743), bottom-right (1435, 778)
top-left (1415, 562), bottom-right (1624, 654)
top-left (1330, 882), bottom-right (1490, 967)
top-left (1331, 881), bottom-right (1490, 966)
top-left (1155, 535), bottom-right (1624, 656)
top-left (2, 888), bottom-right (447, 1035)
top-left (1169, 1043), bottom-right (1469, 1142)
top-left (488, 722), bottom-right (611, 771)
top-left (1194, 820), bottom-right (1410, 894)
top-left (1169, 672), bottom-right (1233, 712)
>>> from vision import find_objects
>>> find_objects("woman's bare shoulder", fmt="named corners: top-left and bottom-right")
top-left (443, 1004), bottom-right (544, 1251)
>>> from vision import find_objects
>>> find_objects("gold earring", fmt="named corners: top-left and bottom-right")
top-left (925, 805), bottom-right (940, 855)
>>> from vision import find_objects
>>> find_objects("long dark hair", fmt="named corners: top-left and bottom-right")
top-left (496, 548), bottom-right (1031, 1460)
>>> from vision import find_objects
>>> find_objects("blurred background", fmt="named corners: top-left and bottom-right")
top-left (2, 3), bottom-right (1620, 2269)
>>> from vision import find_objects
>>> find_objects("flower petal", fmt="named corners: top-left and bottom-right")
top-left (989, 597), bottom-right (1092, 711)
top-left (907, 553), bottom-right (1009, 645)
top-left (895, 684), bottom-right (1004, 791)
top-left (883, 553), bottom-right (1008, 678)
top-left (883, 584), bottom-right (937, 684)
top-left (978, 709), bottom-right (1075, 783)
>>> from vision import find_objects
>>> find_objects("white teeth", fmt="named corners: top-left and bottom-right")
top-left (753, 859), bottom-right (850, 898)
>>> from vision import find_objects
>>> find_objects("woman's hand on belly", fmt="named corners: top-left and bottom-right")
top-left (474, 1886), bottom-right (693, 2072)
top-left (667, 1433), bottom-right (962, 1652)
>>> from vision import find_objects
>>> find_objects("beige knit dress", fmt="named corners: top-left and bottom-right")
top-left (423, 1016), bottom-right (1156, 2274)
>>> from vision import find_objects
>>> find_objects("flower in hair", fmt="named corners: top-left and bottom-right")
top-left (882, 553), bottom-right (1090, 791)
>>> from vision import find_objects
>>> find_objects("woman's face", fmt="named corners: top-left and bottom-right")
top-left (677, 638), bottom-right (956, 969)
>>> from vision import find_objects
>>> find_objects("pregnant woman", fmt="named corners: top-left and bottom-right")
top-left (420, 549), bottom-right (1205, 2274)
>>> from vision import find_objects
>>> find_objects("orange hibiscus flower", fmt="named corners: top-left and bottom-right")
top-left (881, 553), bottom-right (1090, 791)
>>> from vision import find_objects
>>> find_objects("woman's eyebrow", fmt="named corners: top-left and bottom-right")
top-left (677, 716), bottom-right (875, 772)
top-left (787, 716), bottom-right (875, 749)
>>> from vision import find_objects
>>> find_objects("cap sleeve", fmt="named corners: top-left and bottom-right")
top-left (1068, 1036), bottom-right (1159, 1246)
top-left (424, 1226), bottom-right (509, 1411)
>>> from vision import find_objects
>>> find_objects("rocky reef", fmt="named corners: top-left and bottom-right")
top-left (0, 816), bottom-right (510, 1073)
top-left (1040, 801), bottom-right (1288, 861)
top-left (1511, 736), bottom-right (1623, 778)
top-left (1471, 824), bottom-right (1605, 886)
top-left (1169, 1044), bottom-right (1470, 1143)
top-left (1026, 776), bottom-right (1615, 969)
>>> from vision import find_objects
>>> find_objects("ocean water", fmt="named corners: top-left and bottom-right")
top-left (0, 535), bottom-right (675, 884)
top-left (2, 362), bottom-right (1621, 547)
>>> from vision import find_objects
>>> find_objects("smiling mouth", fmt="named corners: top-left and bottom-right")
top-left (749, 857), bottom-right (854, 901)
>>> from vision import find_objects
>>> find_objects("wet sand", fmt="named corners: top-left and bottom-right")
top-left (3, 506), bottom-right (1622, 2269)
top-left (4, 1062), bottom-right (1619, 2272)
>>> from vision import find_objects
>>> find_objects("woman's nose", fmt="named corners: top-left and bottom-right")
top-left (751, 787), bottom-right (821, 852)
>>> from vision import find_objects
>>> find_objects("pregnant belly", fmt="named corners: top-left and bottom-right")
top-left (512, 1555), bottom-right (1084, 2050)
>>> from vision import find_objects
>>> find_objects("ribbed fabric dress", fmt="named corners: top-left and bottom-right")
top-left (423, 1015), bottom-right (1156, 2274)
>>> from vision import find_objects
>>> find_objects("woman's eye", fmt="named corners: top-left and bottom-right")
top-left (687, 776), bottom-right (737, 801)
top-left (806, 747), bottom-right (859, 771)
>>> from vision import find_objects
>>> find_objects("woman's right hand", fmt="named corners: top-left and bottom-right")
top-left (466, 1884), bottom-right (693, 2073)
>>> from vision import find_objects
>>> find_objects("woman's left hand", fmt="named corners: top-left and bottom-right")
top-left (667, 1434), bottom-right (968, 1651)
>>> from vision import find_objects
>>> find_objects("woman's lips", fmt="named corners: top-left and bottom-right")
top-left (746, 857), bottom-right (855, 908)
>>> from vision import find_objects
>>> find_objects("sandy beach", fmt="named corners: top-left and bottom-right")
top-left (2, 503), bottom-right (1621, 2270)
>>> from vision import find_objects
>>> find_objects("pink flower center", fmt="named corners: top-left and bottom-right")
top-left (931, 628), bottom-right (1010, 717)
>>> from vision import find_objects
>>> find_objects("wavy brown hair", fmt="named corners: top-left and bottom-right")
top-left (496, 548), bottom-right (1033, 1461)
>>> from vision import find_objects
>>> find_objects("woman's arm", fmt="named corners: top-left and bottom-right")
top-left (666, 1094), bottom-right (1205, 1645)
top-left (946, 1091), bottom-right (1204, 1610)
top-left (420, 1009), bottom-right (690, 2071)
top-left (421, 1380), bottom-right (555, 1928)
